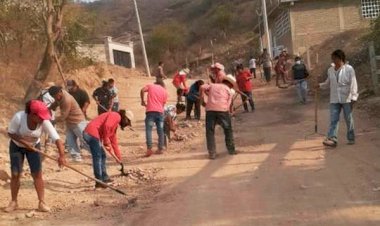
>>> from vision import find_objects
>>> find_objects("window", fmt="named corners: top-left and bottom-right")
top-left (274, 11), bottom-right (290, 39)
top-left (362, 0), bottom-right (380, 19)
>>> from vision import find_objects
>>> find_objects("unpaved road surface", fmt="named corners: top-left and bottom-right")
top-left (1, 76), bottom-right (380, 226)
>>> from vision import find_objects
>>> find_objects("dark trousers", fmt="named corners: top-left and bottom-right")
top-left (250, 68), bottom-right (256, 78)
top-left (263, 67), bottom-right (271, 82)
top-left (241, 91), bottom-right (255, 112)
top-left (206, 111), bottom-right (235, 154)
top-left (276, 72), bottom-right (286, 86)
top-left (186, 99), bottom-right (201, 120)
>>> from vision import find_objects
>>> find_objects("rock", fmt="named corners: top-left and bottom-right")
top-left (25, 211), bottom-right (35, 218)
top-left (373, 187), bottom-right (380, 192)
top-left (93, 200), bottom-right (101, 207)
top-left (0, 170), bottom-right (10, 181)
top-left (15, 213), bottom-right (26, 220)
top-left (299, 184), bottom-right (308, 190)
top-left (190, 132), bottom-right (198, 137)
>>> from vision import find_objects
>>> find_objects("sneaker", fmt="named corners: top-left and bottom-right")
top-left (4, 201), bottom-right (18, 213)
top-left (95, 182), bottom-right (107, 189)
top-left (347, 140), bottom-right (355, 145)
top-left (38, 201), bottom-right (51, 212)
top-left (145, 149), bottom-right (153, 157)
top-left (103, 178), bottom-right (113, 184)
top-left (229, 151), bottom-right (238, 155)
top-left (155, 150), bottom-right (164, 155)
top-left (71, 156), bottom-right (83, 162)
top-left (323, 138), bottom-right (337, 147)
top-left (208, 152), bottom-right (216, 160)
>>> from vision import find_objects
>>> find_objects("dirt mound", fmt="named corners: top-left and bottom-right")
top-left (66, 63), bottom-right (146, 94)
top-left (306, 29), bottom-right (372, 90)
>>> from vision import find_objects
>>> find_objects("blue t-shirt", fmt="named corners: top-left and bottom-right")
top-left (186, 83), bottom-right (200, 102)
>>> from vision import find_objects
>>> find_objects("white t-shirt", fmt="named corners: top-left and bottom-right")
top-left (41, 89), bottom-right (56, 120)
top-left (164, 105), bottom-right (177, 121)
top-left (8, 111), bottom-right (60, 148)
top-left (109, 86), bottom-right (119, 103)
top-left (249, 58), bottom-right (256, 69)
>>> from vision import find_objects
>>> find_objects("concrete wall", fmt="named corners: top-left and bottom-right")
top-left (104, 37), bottom-right (136, 68)
top-left (76, 44), bottom-right (107, 63)
top-left (289, 0), bottom-right (370, 55)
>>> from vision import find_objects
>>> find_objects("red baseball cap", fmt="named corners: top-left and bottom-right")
top-left (30, 100), bottom-right (51, 120)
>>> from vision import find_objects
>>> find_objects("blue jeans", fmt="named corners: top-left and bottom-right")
top-left (295, 79), bottom-right (308, 103)
top-left (9, 141), bottom-right (41, 174)
top-left (327, 103), bottom-right (355, 142)
top-left (241, 91), bottom-right (255, 112)
top-left (83, 133), bottom-right (109, 182)
top-left (112, 102), bottom-right (119, 112)
top-left (206, 111), bottom-right (235, 154)
top-left (66, 121), bottom-right (89, 158)
top-left (145, 112), bottom-right (165, 150)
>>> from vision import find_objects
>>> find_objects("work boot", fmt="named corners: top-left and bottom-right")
top-left (38, 201), bottom-right (51, 212)
top-left (145, 149), bottom-right (153, 157)
top-left (347, 140), bottom-right (355, 145)
top-left (95, 182), bottom-right (107, 189)
top-left (4, 201), bottom-right (18, 213)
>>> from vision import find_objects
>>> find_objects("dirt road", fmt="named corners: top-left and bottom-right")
top-left (1, 76), bottom-right (380, 226)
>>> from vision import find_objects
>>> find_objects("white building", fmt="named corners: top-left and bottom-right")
top-left (76, 36), bottom-right (136, 69)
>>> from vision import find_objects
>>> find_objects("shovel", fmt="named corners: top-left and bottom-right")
top-left (15, 139), bottom-right (127, 196)
top-left (103, 144), bottom-right (128, 176)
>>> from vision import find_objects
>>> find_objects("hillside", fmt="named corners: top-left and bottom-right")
top-left (82, 0), bottom-right (261, 72)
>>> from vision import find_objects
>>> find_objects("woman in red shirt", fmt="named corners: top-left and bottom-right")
top-left (83, 110), bottom-right (133, 188)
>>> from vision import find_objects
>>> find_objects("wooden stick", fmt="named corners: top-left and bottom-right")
top-left (53, 54), bottom-right (67, 89)
top-left (16, 139), bottom-right (127, 196)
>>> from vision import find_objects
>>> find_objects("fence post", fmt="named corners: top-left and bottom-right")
top-left (369, 41), bottom-right (379, 95)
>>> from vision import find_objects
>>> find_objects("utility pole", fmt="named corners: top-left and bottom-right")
top-left (261, 0), bottom-right (272, 57)
top-left (133, 0), bottom-right (151, 77)
top-left (255, 9), bottom-right (263, 52)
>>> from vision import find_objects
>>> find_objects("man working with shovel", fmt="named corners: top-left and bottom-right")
top-left (49, 86), bottom-right (89, 162)
top-left (83, 109), bottom-right (133, 188)
top-left (93, 80), bottom-right (113, 115)
top-left (5, 100), bottom-right (66, 212)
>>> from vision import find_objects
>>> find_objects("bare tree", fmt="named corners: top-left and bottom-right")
top-left (24, 0), bottom-right (67, 101)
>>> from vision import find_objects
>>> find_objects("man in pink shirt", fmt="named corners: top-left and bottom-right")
top-left (200, 75), bottom-right (237, 159)
top-left (140, 81), bottom-right (168, 157)
top-left (210, 62), bottom-right (226, 83)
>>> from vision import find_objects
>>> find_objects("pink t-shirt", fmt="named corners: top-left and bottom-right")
top-left (202, 83), bottom-right (233, 112)
top-left (143, 84), bottom-right (168, 113)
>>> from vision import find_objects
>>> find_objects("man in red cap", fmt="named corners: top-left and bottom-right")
top-left (5, 100), bottom-right (66, 213)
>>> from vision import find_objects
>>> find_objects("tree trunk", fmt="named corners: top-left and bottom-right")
top-left (24, 44), bottom-right (55, 101)
top-left (23, 0), bottom-right (66, 102)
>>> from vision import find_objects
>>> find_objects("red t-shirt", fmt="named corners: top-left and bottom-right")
top-left (172, 71), bottom-right (186, 88)
top-left (237, 70), bottom-right (253, 92)
top-left (84, 112), bottom-right (122, 160)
